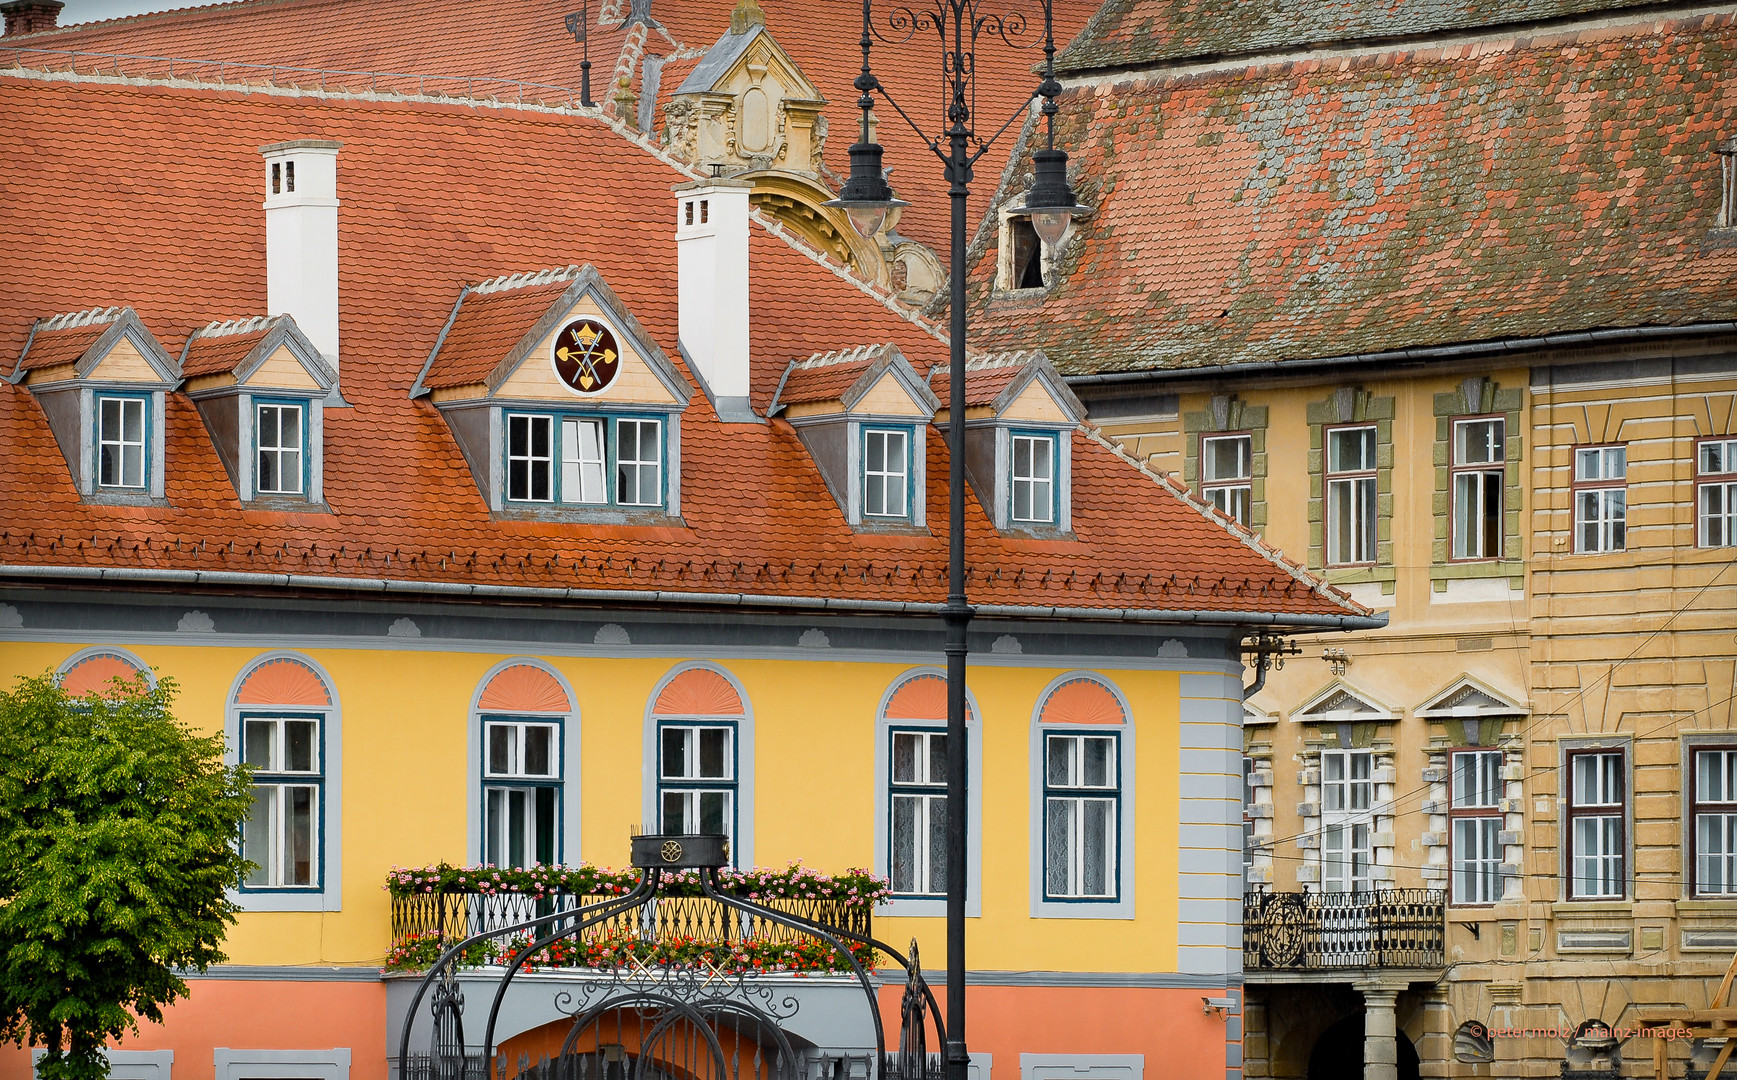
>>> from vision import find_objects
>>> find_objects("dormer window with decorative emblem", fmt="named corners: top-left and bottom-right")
top-left (410, 265), bottom-right (691, 522)
top-left (180, 315), bottom-right (336, 506)
top-left (768, 344), bottom-right (939, 531)
top-left (928, 351), bottom-right (1085, 536)
top-left (10, 306), bottom-right (178, 503)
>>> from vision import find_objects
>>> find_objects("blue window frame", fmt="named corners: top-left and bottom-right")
top-left (255, 398), bottom-right (307, 496)
top-left (95, 392), bottom-right (150, 490)
top-left (888, 726), bottom-right (947, 897)
top-left (657, 719), bottom-right (737, 849)
top-left (481, 714), bottom-right (562, 867)
top-left (863, 425), bottom-right (913, 520)
top-left (1011, 430), bottom-right (1057, 524)
top-left (1042, 730), bottom-right (1120, 900)
top-left (239, 712), bottom-right (323, 890)
top-left (506, 411), bottom-right (664, 508)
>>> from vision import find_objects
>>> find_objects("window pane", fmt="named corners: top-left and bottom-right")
top-left (661, 791), bottom-right (687, 834)
top-left (284, 720), bottom-right (315, 772)
top-left (535, 787), bottom-right (556, 865)
top-left (122, 398), bottom-right (143, 443)
top-left (1204, 436), bottom-right (1250, 481)
top-left (1082, 798), bottom-right (1112, 895)
top-left (929, 731), bottom-right (947, 785)
top-left (561, 418), bottom-right (606, 504)
top-left (243, 786), bottom-right (275, 886)
top-left (485, 788), bottom-right (504, 865)
top-left (891, 794), bottom-right (918, 892)
top-left (1082, 737), bottom-right (1113, 787)
top-left (1328, 427), bottom-right (1374, 472)
top-left (699, 791), bottom-right (728, 835)
top-left (1045, 798), bottom-right (1073, 896)
top-left (661, 727), bottom-right (687, 779)
top-left (524, 726), bottom-right (552, 777)
top-left (699, 728), bottom-right (728, 778)
top-left (489, 725), bottom-right (515, 775)
top-left (866, 472), bottom-right (887, 515)
top-left (286, 786), bottom-right (314, 885)
top-left (1455, 419), bottom-right (1503, 466)
top-left (892, 731), bottom-right (919, 783)
top-left (1047, 736), bottom-right (1073, 786)
top-left (508, 788), bottom-right (527, 867)
top-left (927, 795), bottom-right (948, 894)
top-left (244, 719), bottom-right (277, 770)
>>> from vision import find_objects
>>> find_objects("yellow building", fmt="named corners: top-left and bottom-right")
top-left (0, 59), bottom-right (1376, 1080)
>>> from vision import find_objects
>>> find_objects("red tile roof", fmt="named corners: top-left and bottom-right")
top-left (0, 72), bottom-right (1365, 624)
top-left (769, 345), bottom-right (902, 409)
top-left (970, 12), bottom-right (1737, 375)
top-left (1057, 0), bottom-right (1668, 72)
top-left (419, 272), bottom-right (581, 391)
top-left (15, 316), bottom-right (113, 371)
top-left (179, 317), bottom-right (274, 377)
top-left (927, 353), bottom-right (1041, 409)
top-left (9, 0), bottom-right (1104, 259)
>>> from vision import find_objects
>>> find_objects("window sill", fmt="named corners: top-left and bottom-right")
top-left (1551, 900), bottom-right (1632, 918)
top-left (855, 519), bottom-right (928, 536)
top-left (1676, 898), bottom-right (1737, 915)
top-left (987, 286), bottom-right (1054, 304)
top-left (245, 496), bottom-right (333, 514)
top-left (227, 885), bottom-right (339, 913)
top-left (494, 507), bottom-right (684, 527)
top-left (85, 491), bottom-right (169, 508)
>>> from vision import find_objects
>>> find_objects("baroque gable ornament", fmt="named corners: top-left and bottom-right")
top-left (552, 317), bottom-right (621, 394)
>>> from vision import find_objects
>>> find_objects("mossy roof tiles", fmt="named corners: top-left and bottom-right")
top-left (972, 13), bottom-right (1737, 375)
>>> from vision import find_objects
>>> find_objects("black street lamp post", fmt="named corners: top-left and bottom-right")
top-left (825, 6), bottom-right (1088, 1079)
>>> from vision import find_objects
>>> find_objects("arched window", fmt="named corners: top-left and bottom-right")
top-left (873, 669), bottom-right (983, 916)
top-left (1031, 672), bottom-right (1134, 918)
top-left (645, 664), bottom-right (753, 867)
top-left (56, 647), bottom-right (152, 697)
top-left (228, 653), bottom-right (340, 911)
top-left (469, 660), bottom-right (576, 868)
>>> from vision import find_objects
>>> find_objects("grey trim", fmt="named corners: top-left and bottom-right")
top-left (179, 964), bottom-right (382, 981)
top-left (681, 340), bottom-right (764, 424)
top-left (309, 397), bottom-right (326, 503)
top-left (641, 662), bottom-right (756, 868)
top-left (1029, 672), bottom-right (1136, 920)
top-left (1177, 672), bottom-right (1243, 978)
top-left (666, 412), bottom-right (683, 517)
top-left (31, 1049), bottom-right (173, 1080)
top-left (677, 23), bottom-right (764, 93)
top-left (468, 657), bottom-right (582, 864)
top-left (926, 970), bottom-right (1241, 988)
top-left (1022, 1053), bottom-right (1143, 1080)
top-left (408, 285), bottom-right (471, 399)
top-left (238, 392), bottom-right (255, 500)
top-left (1064, 321), bottom-right (1737, 389)
top-left (149, 389), bottom-right (167, 499)
top-left (872, 668), bottom-right (983, 918)
top-left (78, 388), bottom-right (93, 494)
top-left (214, 1048), bottom-right (350, 1080)
top-left (0, 564), bottom-right (1383, 629)
top-left (223, 651), bottom-right (343, 912)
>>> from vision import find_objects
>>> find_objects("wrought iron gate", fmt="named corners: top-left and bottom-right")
top-left (397, 834), bottom-right (943, 1080)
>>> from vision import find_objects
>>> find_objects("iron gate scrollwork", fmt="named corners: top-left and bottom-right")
top-left (398, 834), bottom-right (947, 1080)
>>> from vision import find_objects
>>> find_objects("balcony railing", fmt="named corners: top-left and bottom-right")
top-left (1243, 889), bottom-right (1445, 970)
top-left (390, 889), bottom-right (872, 962)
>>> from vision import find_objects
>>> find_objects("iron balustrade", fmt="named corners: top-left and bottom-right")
top-left (1243, 889), bottom-right (1445, 970)
top-left (392, 890), bottom-right (872, 959)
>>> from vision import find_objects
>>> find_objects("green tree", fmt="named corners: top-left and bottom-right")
top-left (0, 671), bottom-right (253, 1080)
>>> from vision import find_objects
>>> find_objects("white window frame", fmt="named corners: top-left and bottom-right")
top-left (482, 718), bottom-right (563, 868)
top-left (1451, 417), bottom-right (1505, 560)
top-left (863, 426), bottom-right (911, 519)
top-left (657, 721), bottom-right (737, 845)
top-left (1022, 1054), bottom-right (1143, 1080)
top-left (506, 412), bottom-right (554, 503)
top-left (1325, 424), bottom-right (1378, 566)
top-left (1011, 432), bottom-right (1057, 524)
top-left (466, 659), bottom-right (579, 868)
top-left (225, 653), bottom-right (342, 913)
top-left (560, 416), bottom-right (608, 505)
top-left (1698, 438), bottom-right (1737, 548)
top-left (96, 393), bottom-right (148, 490)
top-left (255, 400), bottom-right (305, 496)
top-left (616, 417), bottom-right (663, 507)
top-left (214, 1049), bottom-right (350, 1080)
top-left (1566, 748), bottom-right (1626, 900)
top-left (1449, 748), bottom-right (1503, 905)
top-left (1201, 432), bottom-right (1252, 527)
top-left (1573, 445), bottom-right (1627, 554)
top-left (1320, 748), bottom-right (1374, 893)
top-left (1029, 674), bottom-right (1135, 919)
top-left (1692, 747), bottom-right (1737, 897)
top-left (888, 727), bottom-right (947, 896)
top-left (239, 713), bottom-right (322, 891)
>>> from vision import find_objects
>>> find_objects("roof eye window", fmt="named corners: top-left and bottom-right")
top-left (998, 216), bottom-right (1046, 291)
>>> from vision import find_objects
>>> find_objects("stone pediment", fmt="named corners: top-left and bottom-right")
top-left (1417, 675), bottom-right (1527, 718)
top-left (1291, 680), bottom-right (1397, 723)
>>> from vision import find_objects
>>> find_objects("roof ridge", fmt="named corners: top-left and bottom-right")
top-left (470, 265), bottom-right (584, 295)
top-left (190, 315), bottom-right (274, 338)
top-left (37, 305), bottom-right (122, 331)
top-left (796, 342), bottom-right (893, 368)
top-left (1076, 422), bottom-right (1372, 618)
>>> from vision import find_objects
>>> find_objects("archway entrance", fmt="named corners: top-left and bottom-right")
top-left (1306, 1014), bottom-right (1420, 1080)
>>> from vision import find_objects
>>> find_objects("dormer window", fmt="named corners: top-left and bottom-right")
top-left (1011, 431), bottom-right (1056, 524)
top-left (96, 394), bottom-right (149, 490)
top-left (255, 400), bottom-right (305, 495)
top-left (864, 426), bottom-right (912, 519)
top-left (1011, 217), bottom-right (1045, 289)
top-left (505, 411), bottom-right (664, 509)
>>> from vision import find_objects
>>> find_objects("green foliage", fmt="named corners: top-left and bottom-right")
top-left (0, 671), bottom-right (254, 1080)
top-left (385, 861), bottom-right (891, 905)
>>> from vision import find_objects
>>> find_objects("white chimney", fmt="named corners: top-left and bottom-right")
top-left (261, 139), bottom-right (341, 378)
top-left (674, 178), bottom-right (753, 413)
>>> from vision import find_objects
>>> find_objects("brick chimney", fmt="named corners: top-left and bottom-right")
top-left (2, 1), bottom-right (63, 36)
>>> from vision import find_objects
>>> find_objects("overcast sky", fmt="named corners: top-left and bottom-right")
top-left (55, 0), bottom-right (217, 24)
